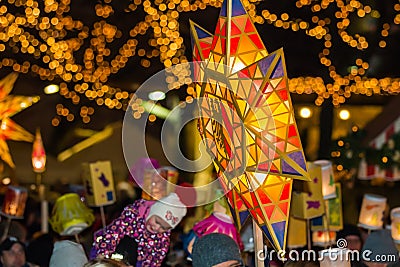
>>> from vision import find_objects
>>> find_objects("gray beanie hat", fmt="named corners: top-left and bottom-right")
top-left (192, 233), bottom-right (243, 267)
top-left (361, 229), bottom-right (399, 263)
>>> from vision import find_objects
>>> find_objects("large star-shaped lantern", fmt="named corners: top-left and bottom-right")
top-left (0, 73), bottom-right (39, 168)
top-left (190, 0), bottom-right (310, 251)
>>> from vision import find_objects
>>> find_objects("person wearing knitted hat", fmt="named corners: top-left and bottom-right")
top-left (361, 229), bottom-right (399, 267)
top-left (192, 233), bottom-right (243, 267)
top-left (91, 193), bottom-right (187, 267)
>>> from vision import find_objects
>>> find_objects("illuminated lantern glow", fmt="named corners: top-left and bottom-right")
top-left (312, 230), bottom-right (336, 247)
top-left (390, 207), bottom-right (400, 243)
top-left (358, 193), bottom-right (387, 230)
top-left (142, 166), bottom-right (179, 201)
top-left (313, 160), bottom-right (336, 200)
top-left (0, 186), bottom-right (28, 218)
top-left (32, 128), bottom-right (46, 173)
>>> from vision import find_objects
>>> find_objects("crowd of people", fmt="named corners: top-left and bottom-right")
top-left (0, 160), bottom-right (399, 267)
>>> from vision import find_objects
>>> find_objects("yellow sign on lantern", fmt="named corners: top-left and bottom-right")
top-left (291, 161), bottom-right (325, 219)
top-left (82, 161), bottom-right (116, 207)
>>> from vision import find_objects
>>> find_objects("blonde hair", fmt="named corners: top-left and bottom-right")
top-left (83, 258), bottom-right (130, 267)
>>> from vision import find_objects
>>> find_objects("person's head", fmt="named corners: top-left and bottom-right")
top-left (336, 224), bottom-right (363, 251)
top-left (145, 193), bottom-right (187, 234)
top-left (83, 258), bottom-right (131, 267)
top-left (0, 236), bottom-right (27, 267)
top-left (192, 233), bottom-right (243, 267)
top-left (361, 229), bottom-right (399, 267)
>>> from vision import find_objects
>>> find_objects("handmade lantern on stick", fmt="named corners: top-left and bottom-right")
top-left (292, 161), bottom-right (325, 220)
top-left (190, 0), bottom-right (310, 251)
top-left (82, 161), bottom-right (115, 227)
top-left (49, 193), bottom-right (95, 236)
top-left (390, 207), bottom-right (400, 243)
top-left (358, 193), bottom-right (386, 230)
top-left (311, 183), bottom-right (343, 231)
top-left (313, 160), bottom-right (336, 200)
top-left (312, 230), bottom-right (336, 247)
top-left (32, 128), bottom-right (46, 181)
top-left (142, 166), bottom-right (179, 201)
top-left (0, 186), bottom-right (28, 240)
top-left (31, 127), bottom-right (48, 233)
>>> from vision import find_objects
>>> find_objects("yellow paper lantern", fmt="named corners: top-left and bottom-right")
top-left (0, 186), bottom-right (28, 218)
top-left (49, 193), bottom-right (95, 236)
top-left (313, 160), bottom-right (336, 200)
top-left (319, 248), bottom-right (351, 267)
top-left (82, 161), bottom-right (116, 207)
top-left (358, 193), bottom-right (386, 230)
top-left (292, 162), bottom-right (325, 219)
top-left (287, 215), bottom-right (307, 249)
top-left (391, 207), bottom-right (400, 243)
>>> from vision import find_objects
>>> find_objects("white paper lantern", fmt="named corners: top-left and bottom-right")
top-left (358, 194), bottom-right (386, 230)
top-left (319, 248), bottom-right (351, 267)
top-left (391, 207), bottom-right (400, 243)
top-left (313, 160), bottom-right (336, 200)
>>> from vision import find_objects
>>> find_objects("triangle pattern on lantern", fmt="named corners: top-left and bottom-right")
top-left (223, 172), bottom-right (292, 251)
top-left (0, 73), bottom-right (38, 168)
top-left (191, 0), bottom-right (310, 252)
top-left (207, 0), bottom-right (268, 75)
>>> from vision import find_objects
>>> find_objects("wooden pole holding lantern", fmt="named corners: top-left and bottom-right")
top-left (32, 128), bottom-right (48, 233)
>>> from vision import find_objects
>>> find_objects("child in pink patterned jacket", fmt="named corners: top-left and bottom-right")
top-left (91, 193), bottom-right (187, 267)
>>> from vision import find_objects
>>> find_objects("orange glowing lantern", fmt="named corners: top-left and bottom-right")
top-left (32, 128), bottom-right (46, 173)
top-left (0, 186), bottom-right (28, 219)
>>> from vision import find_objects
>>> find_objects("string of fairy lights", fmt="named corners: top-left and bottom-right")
top-left (0, 0), bottom-right (399, 125)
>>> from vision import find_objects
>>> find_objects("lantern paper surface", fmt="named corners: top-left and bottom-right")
top-left (1, 186), bottom-right (28, 218)
top-left (142, 166), bottom-right (179, 200)
top-left (313, 160), bottom-right (336, 199)
top-left (311, 183), bottom-right (343, 231)
top-left (32, 128), bottom-right (46, 173)
top-left (287, 215), bottom-right (307, 249)
top-left (319, 248), bottom-right (351, 267)
top-left (190, 0), bottom-right (310, 251)
top-left (292, 161), bottom-right (325, 219)
top-left (49, 193), bottom-right (95, 236)
top-left (390, 207), bottom-right (400, 243)
top-left (312, 230), bottom-right (336, 247)
top-left (0, 73), bottom-right (38, 168)
top-left (82, 161), bottom-right (116, 207)
top-left (358, 193), bottom-right (386, 230)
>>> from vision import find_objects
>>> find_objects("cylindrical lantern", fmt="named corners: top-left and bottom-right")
top-left (0, 186), bottom-right (28, 218)
top-left (142, 166), bottom-right (179, 200)
top-left (358, 194), bottom-right (387, 230)
top-left (391, 207), bottom-right (400, 243)
top-left (313, 160), bottom-right (336, 200)
top-left (32, 128), bottom-right (46, 173)
top-left (312, 230), bottom-right (336, 247)
top-left (319, 248), bottom-right (351, 267)
top-left (158, 166), bottom-right (179, 195)
top-left (49, 193), bottom-right (95, 236)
